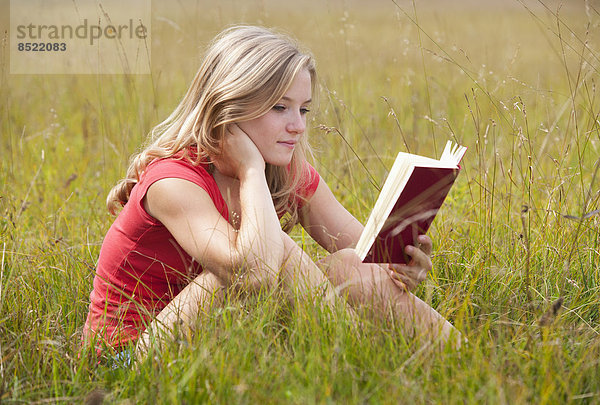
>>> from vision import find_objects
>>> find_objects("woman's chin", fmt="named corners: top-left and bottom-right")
top-left (265, 155), bottom-right (294, 167)
top-left (267, 161), bottom-right (292, 168)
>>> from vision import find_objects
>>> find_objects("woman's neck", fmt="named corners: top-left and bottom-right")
top-left (212, 168), bottom-right (242, 228)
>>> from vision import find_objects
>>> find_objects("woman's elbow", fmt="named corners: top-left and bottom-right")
top-left (227, 254), bottom-right (281, 294)
top-left (213, 233), bottom-right (286, 293)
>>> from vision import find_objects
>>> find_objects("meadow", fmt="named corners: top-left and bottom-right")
top-left (1, 0), bottom-right (599, 403)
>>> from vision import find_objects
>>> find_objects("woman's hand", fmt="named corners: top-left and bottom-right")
top-left (212, 124), bottom-right (265, 179)
top-left (387, 235), bottom-right (433, 291)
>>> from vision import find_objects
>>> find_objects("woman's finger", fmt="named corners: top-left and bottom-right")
top-left (227, 123), bottom-right (247, 137)
top-left (388, 271), bottom-right (409, 290)
top-left (416, 234), bottom-right (433, 256)
top-left (392, 265), bottom-right (424, 285)
top-left (388, 264), bottom-right (421, 288)
top-left (388, 270), bottom-right (414, 291)
top-left (389, 260), bottom-right (429, 288)
top-left (405, 245), bottom-right (432, 271)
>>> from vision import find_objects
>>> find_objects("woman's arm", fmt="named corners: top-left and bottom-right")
top-left (299, 176), bottom-right (433, 290)
top-left (298, 179), bottom-right (365, 252)
top-left (145, 125), bottom-right (284, 290)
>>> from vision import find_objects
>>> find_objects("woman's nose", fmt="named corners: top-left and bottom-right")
top-left (286, 112), bottom-right (306, 134)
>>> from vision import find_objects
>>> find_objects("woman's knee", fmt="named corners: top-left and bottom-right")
top-left (319, 248), bottom-right (362, 273)
top-left (318, 248), bottom-right (372, 290)
top-left (322, 250), bottom-right (407, 301)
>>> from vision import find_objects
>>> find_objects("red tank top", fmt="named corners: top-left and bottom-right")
top-left (83, 155), bottom-right (320, 350)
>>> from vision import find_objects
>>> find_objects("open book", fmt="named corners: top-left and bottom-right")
top-left (354, 141), bottom-right (467, 264)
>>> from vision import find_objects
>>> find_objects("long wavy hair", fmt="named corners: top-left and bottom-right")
top-left (106, 25), bottom-right (316, 232)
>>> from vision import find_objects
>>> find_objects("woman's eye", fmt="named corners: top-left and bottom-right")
top-left (272, 105), bottom-right (286, 111)
top-left (300, 107), bottom-right (311, 115)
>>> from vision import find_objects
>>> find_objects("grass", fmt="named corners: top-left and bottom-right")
top-left (1, 0), bottom-right (599, 403)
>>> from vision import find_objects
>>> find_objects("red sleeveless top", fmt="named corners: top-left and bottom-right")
top-left (83, 155), bottom-right (320, 350)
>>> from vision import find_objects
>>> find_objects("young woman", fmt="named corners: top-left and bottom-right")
top-left (83, 25), bottom-right (460, 356)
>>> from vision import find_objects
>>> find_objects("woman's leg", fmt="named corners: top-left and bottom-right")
top-left (318, 248), bottom-right (461, 347)
top-left (135, 233), bottom-right (334, 359)
top-left (135, 271), bottom-right (225, 358)
top-left (277, 234), bottom-right (460, 347)
top-left (137, 237), bottom-right (460, 359)
top-left (277, 231), bottom-right (338, 305)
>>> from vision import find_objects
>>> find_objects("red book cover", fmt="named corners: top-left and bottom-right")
top-left (363, 165), bottom-right (460, 264)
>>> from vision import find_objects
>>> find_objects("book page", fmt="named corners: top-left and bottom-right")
top-left (396, 152), bottom-right (456, 169)
top-left (440, 141), bottom-right (467, 166)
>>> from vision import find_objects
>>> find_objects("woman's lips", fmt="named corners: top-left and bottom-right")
top-left (278, 140), bottom-right (296, 149)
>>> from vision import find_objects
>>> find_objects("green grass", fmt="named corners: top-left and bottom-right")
top-left (1, 0), bottom-right (599, 403)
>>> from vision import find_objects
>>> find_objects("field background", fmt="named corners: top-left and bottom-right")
top-left (1, 0), bottom-right (599, 403)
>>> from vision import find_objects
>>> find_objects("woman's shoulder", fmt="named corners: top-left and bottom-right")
top-left (144, 147), bottom-right (211, 178)
top-left (136, 147), bottom-right (219, 198)
top-left (293, 160), bottom-right (320, 209)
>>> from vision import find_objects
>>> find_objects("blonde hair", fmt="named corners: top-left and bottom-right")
top-left (107, 25), bottom-right (316, 231)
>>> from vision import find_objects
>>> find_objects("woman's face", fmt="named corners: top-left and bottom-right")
top-left (237, 69), bottom-right (312, 167)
